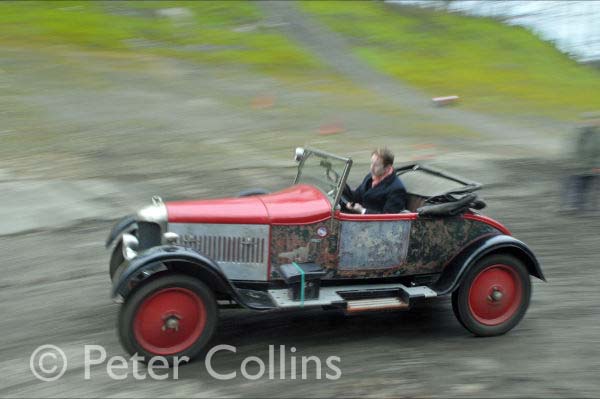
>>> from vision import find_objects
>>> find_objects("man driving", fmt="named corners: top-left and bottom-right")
top-left (347, 147), bottom-right (407, 214)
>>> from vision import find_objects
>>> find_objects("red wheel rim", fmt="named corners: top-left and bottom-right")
top-left (133, 287), bottom-right (207, 355)
top-left (468, 264), bottom-right (523, 326)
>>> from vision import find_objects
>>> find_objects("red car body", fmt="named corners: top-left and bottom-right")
top-left (106, 148), bottom-right (544, 363)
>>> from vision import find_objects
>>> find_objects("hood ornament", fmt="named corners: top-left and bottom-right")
top-left (152, 195), bottom-right (164, 206)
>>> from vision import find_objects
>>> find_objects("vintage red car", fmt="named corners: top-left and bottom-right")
top-left (106, 147), bottom-right (545, 362)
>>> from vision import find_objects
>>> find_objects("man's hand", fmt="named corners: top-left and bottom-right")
top-left (349, 202), bottom-right (366, 214)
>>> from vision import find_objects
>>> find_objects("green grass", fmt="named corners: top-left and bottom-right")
top-left (300, 1), bottom-right (600, 119)
top-left (0, 1), bottom-right (322, 78)
top-left (5, 1), bottom-right (595, 120)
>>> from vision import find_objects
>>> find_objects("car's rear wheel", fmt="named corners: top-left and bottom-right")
top-left (118, 274), bottom-right (218, 363)
top-left (452, 254), bottom-right (531, 336)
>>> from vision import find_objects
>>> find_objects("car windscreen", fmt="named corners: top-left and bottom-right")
top-left (295, 151), bottom-right (348, 205)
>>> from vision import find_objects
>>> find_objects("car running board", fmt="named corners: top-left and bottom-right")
top-left (346, 297), bottom-right (409, 313)
top-left (267, 283), bottom-right (437, 312)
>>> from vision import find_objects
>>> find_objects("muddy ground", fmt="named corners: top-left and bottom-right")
top-left (1, 5), bottom-right (600, 397)
top-left (2, 155), bottom-right (599, 398)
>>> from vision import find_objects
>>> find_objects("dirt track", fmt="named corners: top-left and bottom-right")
top-left (1, 157), bottom-right (600, 398)
top-left (1, 3), bottom-right (600, 398)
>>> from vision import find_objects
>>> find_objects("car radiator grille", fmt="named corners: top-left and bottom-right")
top-left (167, 223), bottom-right (270, 281)
top-left (178, 235), bottom-right (266, 264)
top-left (137, 222), bottom-right (162, 250)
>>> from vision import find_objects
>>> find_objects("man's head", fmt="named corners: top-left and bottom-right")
top-left (370, 147), bottom-right (394, 177)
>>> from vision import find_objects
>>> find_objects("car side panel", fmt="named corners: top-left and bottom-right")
top-left (337, 220), bottom-right (412, 270)
top-left (333, 216), bottom-right (500, 279)
top-left (404, 217), bottom-right (501, 274)
top-left (269, 216), bottom-right (501, 280)
top-left (270, 221), bottom-right (340, 279)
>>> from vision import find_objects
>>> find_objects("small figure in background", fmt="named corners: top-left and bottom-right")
top-left (562, 113), bottom-right (600, 213)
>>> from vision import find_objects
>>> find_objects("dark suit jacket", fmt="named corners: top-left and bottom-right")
top-left (352, 172), bottom-right (407, 214)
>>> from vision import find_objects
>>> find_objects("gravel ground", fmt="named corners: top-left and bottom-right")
top-left (1, 158), bottom-right (599, 398)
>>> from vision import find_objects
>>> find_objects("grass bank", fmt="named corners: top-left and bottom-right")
top-left (0, 1), bottom-right (322, 78)
top-left (301, 1), bottom-right (600, 119)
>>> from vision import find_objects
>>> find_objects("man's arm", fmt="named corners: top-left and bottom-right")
top-left (352, 174), bottom-right (372, 203)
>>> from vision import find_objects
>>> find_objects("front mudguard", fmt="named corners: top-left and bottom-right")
top-left (111, 245), bottom-right (273, 310)
top-left (433, 234), bottom-right (546, 295)
top-left (105, 214), bottom-right (137, 249)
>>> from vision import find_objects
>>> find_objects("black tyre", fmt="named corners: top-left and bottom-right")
top-left (452, 254), bottom-right (531, 337)
top-left (118, 274), bottom-right (218, 364)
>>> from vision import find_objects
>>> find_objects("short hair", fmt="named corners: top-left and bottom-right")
top-left (372, 147), bottom-right (394, 167)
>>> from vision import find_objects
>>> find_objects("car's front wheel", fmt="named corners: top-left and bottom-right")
top-left (452, 254), bottom-right (531, 336)
top-left (118, 274), bottom-right (218, 364)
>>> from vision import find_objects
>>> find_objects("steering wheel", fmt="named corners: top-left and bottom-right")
top-left (326, 183), bottom-right (353, 211)
top-left (339, 183), bottom-right (353, 211)
top-left (326, 167), bottom-right (339, 184)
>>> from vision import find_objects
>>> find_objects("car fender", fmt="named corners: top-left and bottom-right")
top-left (433, 234), bottom-right (546, 295)
top-left (105, 214), bottom-right (137, 249)
top-left (111, 245), bottom-right (270, 310)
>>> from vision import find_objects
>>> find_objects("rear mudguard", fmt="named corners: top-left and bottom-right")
top-left (111, 245), bottom-right (273, 310)
top-left (105, 214), bottom-right (137, 249)
top-left (433, 234), bottom-right (546, 295)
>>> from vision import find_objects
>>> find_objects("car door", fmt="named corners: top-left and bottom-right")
top-left (334, 211), bottom-right (416, 278)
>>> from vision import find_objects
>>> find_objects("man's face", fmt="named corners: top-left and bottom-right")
top-left (370, 154), bottom-right (386, 177)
